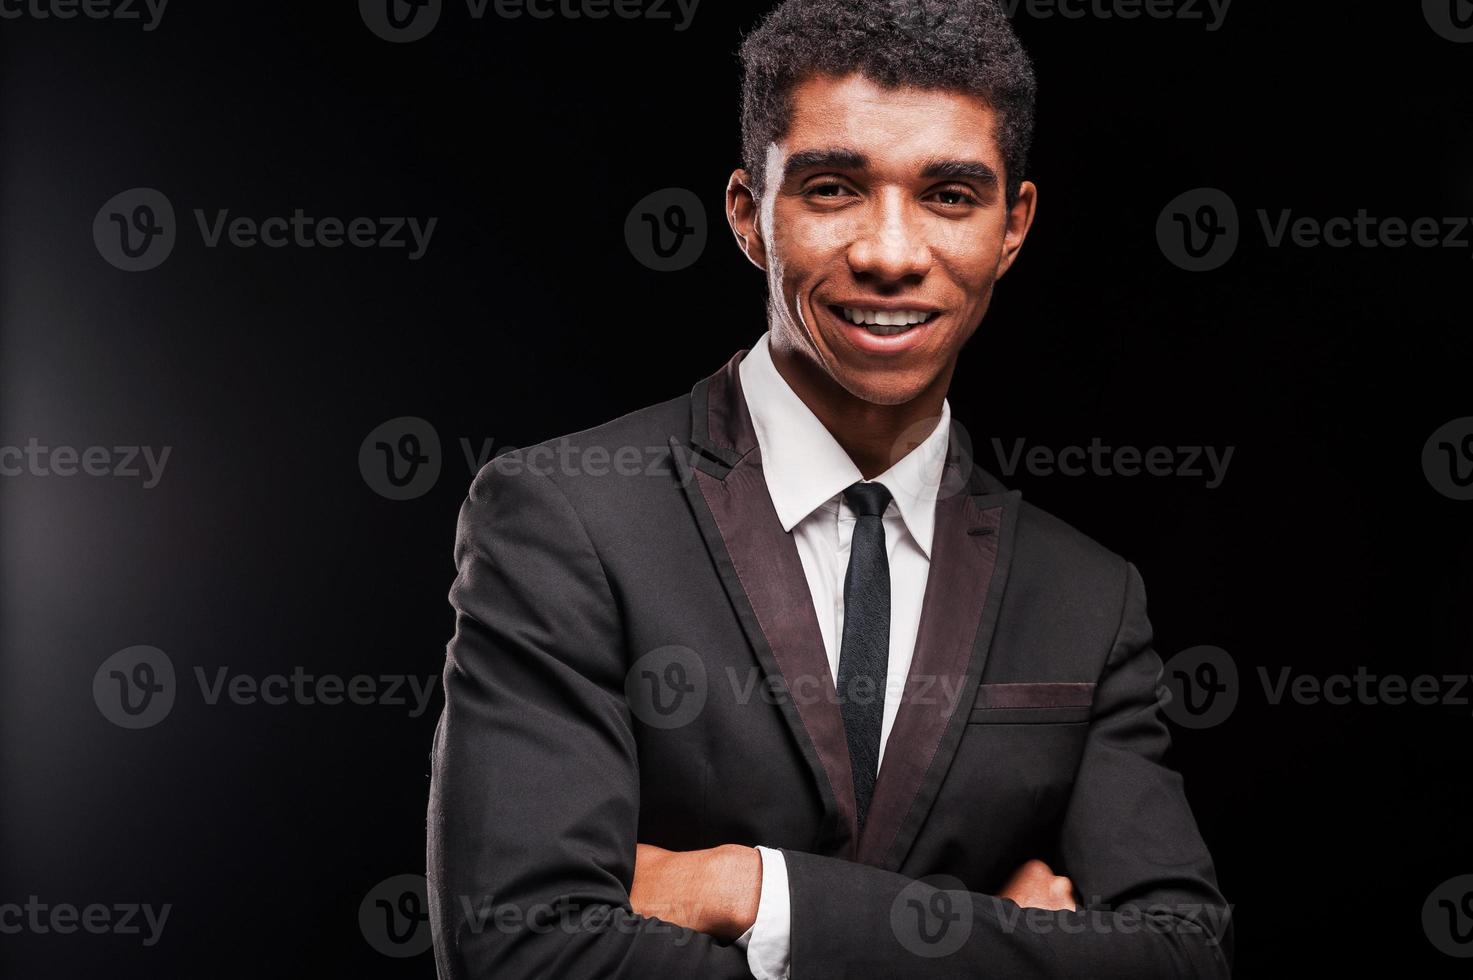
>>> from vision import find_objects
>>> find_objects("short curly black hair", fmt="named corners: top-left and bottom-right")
top-left (738, 0), bottom-right (1037, 207)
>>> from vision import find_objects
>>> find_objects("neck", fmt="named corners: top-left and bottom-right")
top-left (769, 342), bottom-right (952, 480)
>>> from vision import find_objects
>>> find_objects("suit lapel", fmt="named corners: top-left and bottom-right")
top-left (672, 349), bottom-right (1022, 868)
top-left (671, 350), bottom-right (862, 860)
top-left (856, 455), bottom-right (1021, 870)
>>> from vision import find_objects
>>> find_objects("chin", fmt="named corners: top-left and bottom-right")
top-left (833, 367), bottom-right (934, 408)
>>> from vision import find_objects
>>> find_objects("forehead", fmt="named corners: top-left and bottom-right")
top-left (781, 72), bottom-right (1002, 168)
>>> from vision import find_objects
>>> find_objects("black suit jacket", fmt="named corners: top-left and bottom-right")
top-left (427, 349), bottom-right (1234, 978)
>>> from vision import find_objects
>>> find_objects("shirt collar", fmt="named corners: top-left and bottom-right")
top-left (738, 331), bottom-right (951, 558)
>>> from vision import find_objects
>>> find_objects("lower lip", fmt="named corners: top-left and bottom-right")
top-left (826, 305), bottom-right (937, 355)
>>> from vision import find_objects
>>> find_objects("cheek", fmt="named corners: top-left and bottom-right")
top-left (772, 208), bottom-right (852, 276)
top-left (933, 227), bottom-right (1004, 296)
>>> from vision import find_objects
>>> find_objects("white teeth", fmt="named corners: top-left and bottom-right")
top-left (839, 307), bottom-right (935, 330)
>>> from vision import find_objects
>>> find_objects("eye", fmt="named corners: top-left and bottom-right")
top-left (928, 186), bottom-right (981, 208)
top-left (805, 180), bottom-right (856, 201)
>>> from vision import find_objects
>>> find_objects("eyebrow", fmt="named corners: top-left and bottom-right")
top-left (919, 158), bottom-right (998, 185)
top-left (782, 148), bottom-right (999, 186)
top-left (782, 148), bottom-right (868, 180)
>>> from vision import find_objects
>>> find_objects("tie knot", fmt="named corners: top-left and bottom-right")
top-left (843, 481), bottom-right (892, 518)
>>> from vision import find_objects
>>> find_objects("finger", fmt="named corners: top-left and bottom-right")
top-left (1002, 859), bottom-right (1049, 892)
top-left (1048, 876), bottom-right (1079, 911)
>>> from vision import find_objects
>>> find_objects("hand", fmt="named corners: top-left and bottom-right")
top-left (998, 858), bottom-right (1079, 911)
top-left (630, 843), bottom-right (762, 942)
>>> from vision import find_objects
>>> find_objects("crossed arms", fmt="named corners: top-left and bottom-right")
top-left (426, 461), bottom-right (1234, 979)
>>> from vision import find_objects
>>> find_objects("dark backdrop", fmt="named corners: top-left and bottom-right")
top-left (2, 1), bottom-right (1471, 976)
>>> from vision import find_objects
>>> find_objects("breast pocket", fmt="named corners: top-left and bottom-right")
top-left (944, 684), bottom-right (1097, 858)
top-left (956, 683), bottom-right (1097, 840)
top-left (965, 681), bottom-right (1096, 725)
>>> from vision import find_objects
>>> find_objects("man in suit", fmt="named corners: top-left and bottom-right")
top-left (427, 1), bottom-right (1233, 977)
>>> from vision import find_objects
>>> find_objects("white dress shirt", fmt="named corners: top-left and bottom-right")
top-left (730, 332), bottom-right (951, 980)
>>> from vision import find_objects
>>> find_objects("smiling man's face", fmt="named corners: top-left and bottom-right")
top-left (729, 71), bottom-right (1036, 409)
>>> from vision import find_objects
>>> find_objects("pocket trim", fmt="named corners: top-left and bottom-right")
top-left (972, 681), bottom-right (1096, 710)
top-left (966, 703), bottom-right (1093, 725)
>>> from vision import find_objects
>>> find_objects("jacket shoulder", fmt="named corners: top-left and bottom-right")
top-left (1010, 496), bottom-right (1134, 614)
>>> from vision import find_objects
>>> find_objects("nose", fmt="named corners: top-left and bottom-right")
top-left (846, 189), bottom-right (933, 283)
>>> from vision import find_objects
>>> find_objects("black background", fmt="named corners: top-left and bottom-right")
top-left (2, 1), bottom-right (1471, 976)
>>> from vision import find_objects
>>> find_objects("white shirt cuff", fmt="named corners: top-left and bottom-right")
top-left (734, 845), bottom-right (791, 979)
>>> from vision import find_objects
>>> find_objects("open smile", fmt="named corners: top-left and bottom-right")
top-left (827, 305), bottom-right (939, 336)
top-left (820, 302), bottom-right (942, 354)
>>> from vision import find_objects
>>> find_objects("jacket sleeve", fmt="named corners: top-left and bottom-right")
top-left (426, 456), bottom-right (755, 979)
top-left (775, 561), bottom-right (1234, 978)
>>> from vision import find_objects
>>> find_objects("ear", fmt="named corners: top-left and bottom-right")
top-left (726, 168), bottom-right (768, 271)
top-left (995, 179), bottom-right (1038, 280)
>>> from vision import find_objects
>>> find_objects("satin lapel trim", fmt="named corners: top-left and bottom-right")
top-left (672, 350), bottom-right (860, 859)
top-left (856, 480), bottom-right (1020, 869)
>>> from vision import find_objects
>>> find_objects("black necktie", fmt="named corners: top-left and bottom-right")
top-left (836, 480), bottom-right (892, 834)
